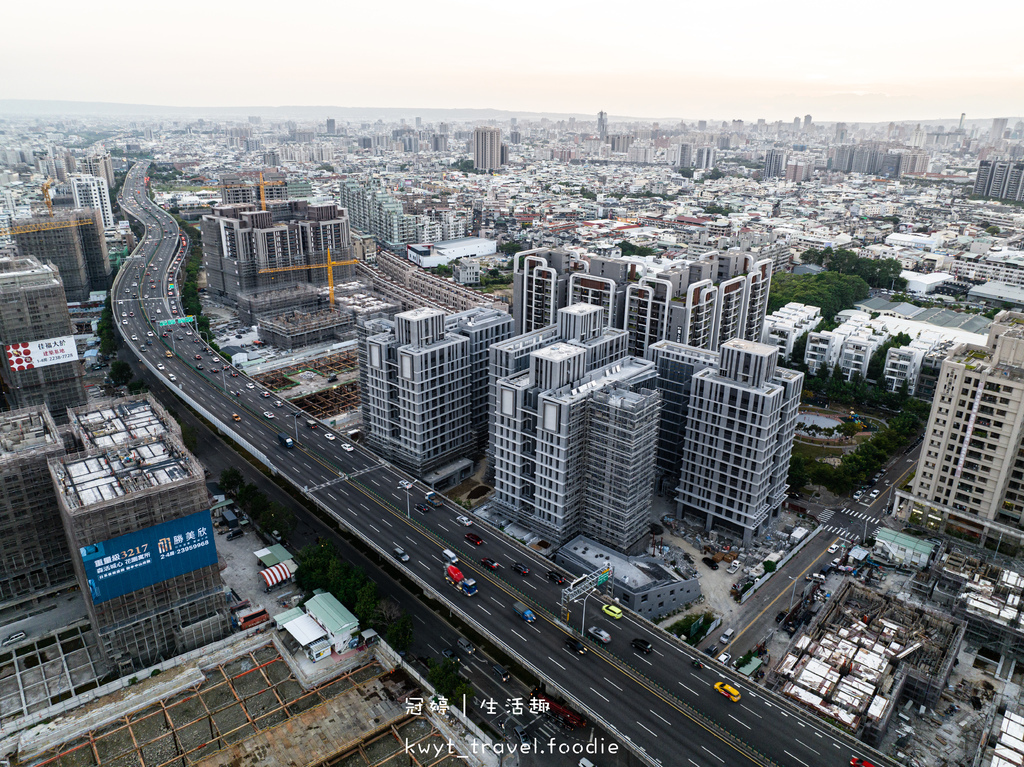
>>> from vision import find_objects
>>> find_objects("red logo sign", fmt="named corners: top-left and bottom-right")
top-left (5, 342), bottom-right (35, 371)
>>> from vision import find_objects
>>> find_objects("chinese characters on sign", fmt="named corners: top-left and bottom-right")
top-left (5, 336), bottom-right (79, 371)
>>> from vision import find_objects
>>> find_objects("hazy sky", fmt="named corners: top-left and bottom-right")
top-left (4, 0), bottom-right (1022, 123)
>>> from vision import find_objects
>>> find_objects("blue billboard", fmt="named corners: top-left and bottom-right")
top-left (79, 509), bottom-right (218, 604)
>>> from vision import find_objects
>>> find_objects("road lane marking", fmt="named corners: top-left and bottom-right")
top-left (368, 524), bottom-right (379, 532)
top-left (649, 709), bottom-right (671, 725)
top-left (417, 560), bottom-right (429, 569)
top-left (477, 606), bottom-right (490, 615)
top-left (741, 704), bottom-right (762, 718)
top-left (490, 597), bottom-right (504, 607)
top-left (381, 518), bottom-right (393, 527)
top-left (679, 682), bottom-right (697, 694)
top-left (637, 722), bottom-right (657, 737)
top-left (549, 657), bottom-right (566, 670)
top-left (509, 629), bottom-right (527, 642)
top-left (783, 752), bottom-right (810, 767)
top-left (589, 687), bottom-right (610, 703)
top-left (794, 739), bottom-right (819, 755)
top-left (604, 677), bottom-right (623, 691)
top-left (728, 714), bottom-right (751, 730)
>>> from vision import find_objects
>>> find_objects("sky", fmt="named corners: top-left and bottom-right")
top-left (3, 0), bottom-right (1023, 123)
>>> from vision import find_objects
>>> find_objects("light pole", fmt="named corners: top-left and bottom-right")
top-left (580, 589), bottom-right (595, 637)
top-left (405, 485), bottom-right (411, 518)
top-left (292, 412), bottom-right (300, 442)
top-left (788, 576), bottom-right (799, 612)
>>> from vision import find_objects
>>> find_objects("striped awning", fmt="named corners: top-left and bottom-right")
top-left (260, 562), bottom-right (292, 588)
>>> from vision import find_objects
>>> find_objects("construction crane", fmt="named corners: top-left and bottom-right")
top-left (219, 171), bottom-right (285, 211)
top-left (0, 217), bottom-right (90, 239)
top-left (257, 248), bottom-right (357, 306)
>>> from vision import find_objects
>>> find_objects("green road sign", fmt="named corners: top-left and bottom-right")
top-left (157, 315), bottom-right (195, 326)
top-left (596, 569), bottom-right (611, 586)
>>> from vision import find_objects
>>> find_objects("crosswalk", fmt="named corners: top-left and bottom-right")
top-left (819, 508), bottom-right (876, 522)
top-left (817, 508), bottom-right (879, 542)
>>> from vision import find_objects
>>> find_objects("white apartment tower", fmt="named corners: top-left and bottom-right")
top-left (474, 127), bottom-right (503, 171)
top-left (362, 308), bottom-right (473, 478)
top-left (897, 313), bottom-right (1024, 549)
top-left (491, 304), bottom-right (660, 553)
top-left (677, 340), bottom-right (803, 544)
top-left (70, 174), bottom-right (114, 229)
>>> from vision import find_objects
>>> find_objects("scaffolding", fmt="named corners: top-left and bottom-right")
top-left (235, 284), bottom-right (322, 325)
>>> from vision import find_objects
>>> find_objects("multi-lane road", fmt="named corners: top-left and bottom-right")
top-left (116, 162), bottom-right (893, 767)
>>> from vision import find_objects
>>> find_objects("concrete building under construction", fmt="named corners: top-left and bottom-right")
top-left (0, 256), bottom-right (87, 423)
top-left (50, 395), bottom-right (230, 670)
top-left (771, 580), bottom-right (964, 747)
top-left (0, 406), bottom-right (74, 615)
top-left (12, 209), bottom-right (110, 300)
top-left (201, 200), bottom-right (353, 305)
top-left (257, 309), bottom-right (353, 351)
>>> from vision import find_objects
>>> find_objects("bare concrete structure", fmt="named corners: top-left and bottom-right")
top-left (360, 250), bottom-right (504, 314)
top-left (0, 406), bottom-right (73, 614)
top-left (13, 209), bottom-right (110, 299)
top-left (0, 256), bottom-right (86, 423)
top-left (51, 396), bottom-right (230, 670)
top-left (257, 308), bottom-right (353, 351)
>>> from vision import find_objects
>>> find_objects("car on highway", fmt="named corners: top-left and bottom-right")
top-left (602, 604), bottom-right (623, 620)
top-left (456, 515), bottom-right (472, 526)
top-left (392, 547), bottom-right (410, 562)
top-left (246, 383), bottom-right (255, 389)
top-left (718, 652), bottom-right (732, 665)
top-left (464, 533), bottom-right (483, 545)
top-left (263, 411), bottom-right (274, 419)
top-left (513, 726), bottom-right (529, 746)
top-left (340, 441), bottom-right (354, 450)
top-left (631, 638), bottom-right (653, 654)
top-left (414, 503), bottom-right (429, 514)
top-left (195, 354), bottom-right (202, 360)
top-left (322, 432), bottom-right (335, 441)
top-left (828, 544), bottom-right (840, 554)
top-left (441, 648), bottom-right (458, 662)
top-left (481, 558), bottom-right (499, 570)
top-left (274, 400), bottom-right (284, 408)
top-left (564, 638), bottom-right (587, 655)
top-left (512, 562), bottom-right (530, 576)
top-left (714, 682), bottom-right (741, 702)
top-left (399, 479), bottom-right (413, 490)
top-left (121, 312), bottom-right (127, 317)
top-left (587, 626), bottom-right (611, 643)
top-left (157, 364), bottom-right (165, 370)
top-left (131, 335), bottom-right (138, 341)
top-left (168, 374), bottom-right (176, 382)
top-left (122, 319), bottom-right (128, 325)
top-left (853, 490), bottom-right (864, 500)
top-left (547, 570), bottom-right (566, 585)
top-left (146, 331), bottom-right (153, 337)
top-left (261, 391), bottom-right (271, 399)
top-left (850, 759), bottom-right (878, 767)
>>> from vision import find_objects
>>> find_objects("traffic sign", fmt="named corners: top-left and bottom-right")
top-left (157, 316), bottom-right (195, 326)
top-left (596, 568), bottom-right (611, 586)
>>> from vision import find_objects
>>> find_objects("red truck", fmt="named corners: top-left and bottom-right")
top-left (237, 608), bottom-right (270, 630)
top-left (531, 687), bottom-right (587, 730)
top-left (445, 564), bottom-right (478, 596)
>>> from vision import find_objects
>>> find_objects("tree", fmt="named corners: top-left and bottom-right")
top-left (127, 379), bottom-right (147, 395)
top-left (986, 225), bottom-right (1001, 235)
top-left (618, 240), bottom-right (656, 258)
top-left (375, 598), bottom-right (403, 627)
top-left (386, 613), bottom-right (414, 653)
top-left (498, 242), bottom-right (524, 256)
top-left (109, 360), bottom-right (133, 386)
top-left (763, 560), bottom-right (777, 573)
top-left (353, 581), bottom-right (380, 626)
top-left (427, 658), bottom-right (474, 705)
top-left (219, 467), bottom-right (244, 496)
top-left (260, 501), bottom-right (296, 538)
top-left (768, 272), bottom-right (871, 322)
top-left (790, 331), bottom-right (810, 366)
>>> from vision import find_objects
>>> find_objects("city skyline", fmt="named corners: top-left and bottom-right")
top-left (3, 0), bottom-right (1022, 123)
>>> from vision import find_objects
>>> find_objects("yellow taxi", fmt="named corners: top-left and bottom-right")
top-left (165, 351), bottom-right (173, 358)
top-left (232, 413), bottom-right (242, 422)
top-left (601, 604), bottom-right (623, 620)
top-left (714, 682), bottom-right (741, 702)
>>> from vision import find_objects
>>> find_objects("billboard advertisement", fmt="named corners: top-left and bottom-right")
top-left (79, 509), bottom-right (218, 605)
top-left (5, 336), bottom-right (78, 371)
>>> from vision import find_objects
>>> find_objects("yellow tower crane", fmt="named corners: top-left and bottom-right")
top-left (218, 171), bottom-right (286, 211)
top-left (257, 249), bottom-right (358, 306)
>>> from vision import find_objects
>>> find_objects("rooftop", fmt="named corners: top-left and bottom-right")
top-left (53, 438), bottom-right (199, 511)
top-left (0, 406), bottom-right (60, 459)
top-left (68, 397), bottom-right (172, 450)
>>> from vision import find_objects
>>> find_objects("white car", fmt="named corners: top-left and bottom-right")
top-left (587, 626), bottom-right (612, 644)
top-left (121, 312), bottom-right (127, 317)
top-left (456, 515), bottom-right (472, 527)
top-left (399, 479), bottom-right (413, 490)
top-left (157, 364), bottom-right (165, 370)
top-left (827, 544), bottom-right (839, 554)
top-left (325, 433), bottom-right (337, 441)
top-left (340, 441), bottom-right (353, 450)
top-left (263, 411), bottom-right (275, 419)
top-left (122, 319), bottom-right (128, 325)
top-left (147, 331), bottom-right (154, 337)
top-left (246, 383), bottom-right (255, 389)
top-left (869, 489), bottom-right (880, 499)
top-left (853, 490), bottom-right (863, 500)
top-left (131, 335), bottom-right (138, 341)
top-left (274, 400), bottom-right (284, 407)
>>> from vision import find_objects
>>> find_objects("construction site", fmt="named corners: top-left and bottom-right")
top-left (770, 580), bottom-right (965, 748)
top-left (250, 349), bottom-right (361, 422)
top-left (3, 636), bottom-right (478, 767)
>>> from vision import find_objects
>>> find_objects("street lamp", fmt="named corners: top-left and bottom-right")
top-left (405, 485), bottom-right (411, 518)
top-left (580, 588), bottom-right (595, 637)
top-left (291, 412), bottom-right (301, 442)
top-left (788, 576), bottom-right (799, 612)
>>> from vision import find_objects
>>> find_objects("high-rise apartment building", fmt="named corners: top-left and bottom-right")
top-left (597, 111), bottom-right (608, 142)
top-left (0, 257), bottom-right (86, 422)
top-left (514, 248), bottom-right (772, 357)
top-left (78, 154), bottom-right (115, 187)
top-left (0, 406), bottom-right (74, 612)
top-left (991, 118), bottom-right (1009, 142)
top-left (338, 178), bottom-right (421, 251)
top-left (474, 126), bottom-right (503, 171)
top-left (218, 171), bottom-right (288, 207)
top-left (52, 396), bottom-right (230, 669)
top-left (326, 118), bottom-right (336, 135)
top-left (70, 174), bottom-right (114, 229)
top-left (973, 160), bottom-right (1024, 202)
top-left (677, 340), bottom-right (802, 544)
top-left (491, 304), bottom-right (660, 553)
top-left (13, 209), bottom-right (110, 299)
top-left (201, 200), bottom-right (351, 303)
top-left (897, 313), bottom-right (1024, 549)
top-left (361, 307), bottom-right (511, 479)
top-left (694, 146), bottom-right (717, 169)
top-left (763, 148), bottom-right (788, 179)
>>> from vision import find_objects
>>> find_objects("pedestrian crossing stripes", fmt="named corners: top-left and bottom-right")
top-left (819, 509), bottom-right (835, 522)
top-left (821, 523), bottom-right (878, 538)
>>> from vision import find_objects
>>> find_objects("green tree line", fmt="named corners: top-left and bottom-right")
top-left (800, 247), bottom-right (907, 291)
top-left (219, 468), bottom-right (297, 539)
top-left (768, 272), bottom-right (870, 321)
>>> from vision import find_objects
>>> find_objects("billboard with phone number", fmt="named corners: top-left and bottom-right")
top-left (79, 509), bottom-right (217, 604)
top-left (5, 336), bottom-right (78, 371)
